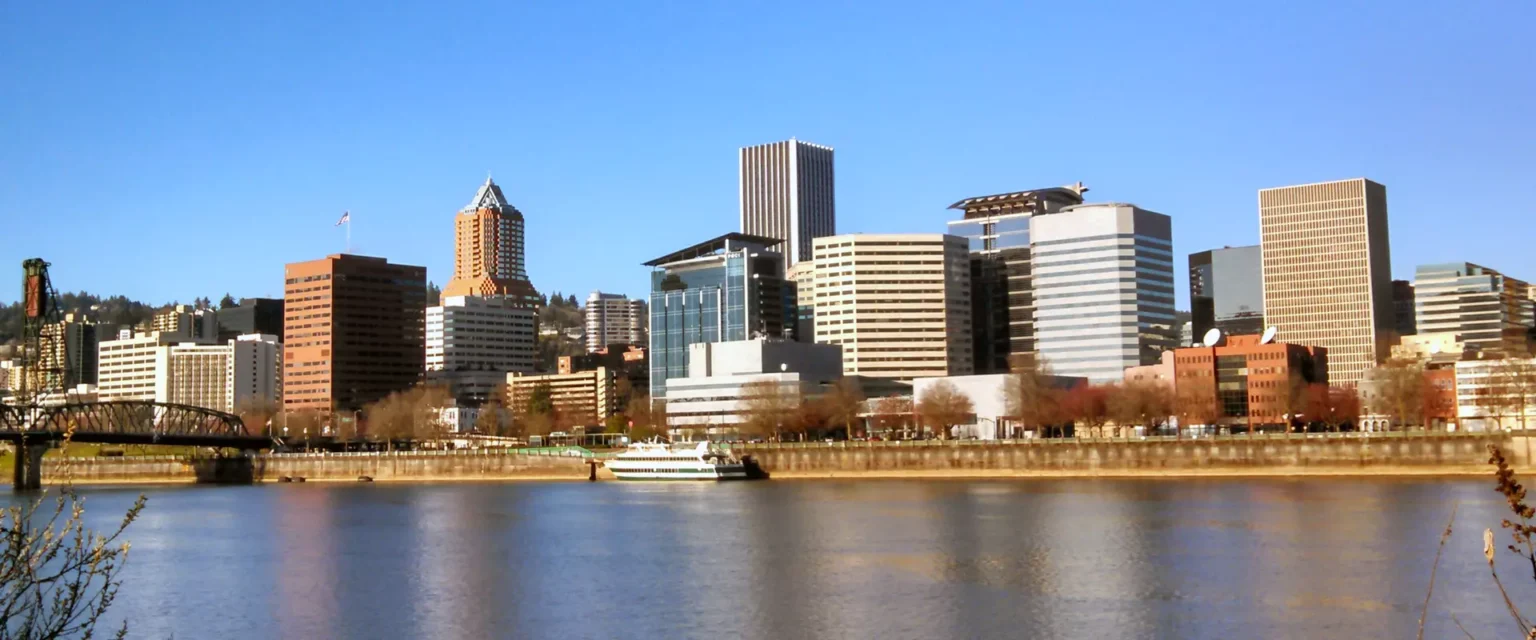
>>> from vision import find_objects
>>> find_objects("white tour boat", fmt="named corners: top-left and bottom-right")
top-left (603, 441), bottom-right (748, 481)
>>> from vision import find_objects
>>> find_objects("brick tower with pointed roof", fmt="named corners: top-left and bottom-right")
top-left (441, 177), bottom-right (541, 306)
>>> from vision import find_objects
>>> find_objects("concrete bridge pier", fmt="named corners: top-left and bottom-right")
top-left (12, 439), bottom-right (49, 491)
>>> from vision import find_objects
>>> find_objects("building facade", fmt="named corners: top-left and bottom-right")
top-left (1173, 334), bottom-right (1329, 430)
top-left (1393, 280), bottom-right (1417, 340)
top-left (97, 332), bottom-right (182, 402)
top-left (945, 185), bottom-right (1087, 373)
top-left (153, 304), bottom-right (218, 342)
top-left (1414, 262), bottom-right (1534, 357)
top-left (426, 295), bottom-right (537, 404)
top-left (664, 339), bottom-right (843, 436)
top-left (40, 312), bottom-right (104, 388)
top-left (506, 367), bottom-right (616, 428)
top-left (228, 334), bottom-right (282, 412)
top-left (739, 138), bottom-right (835, 267)
top-left (283, 254), bottom-right (427, 413)
top-left (217, 298), bottom-right (284, 342)
top-left (98, 332), bottom-right (280, 412)
top-left (1031, 203), bottom-right (1176, 382)
top-left (1453, 358), bottom-right (1536, 431)
top-left (441, 178), bottom-right (540, 306)
top-left (809, 234), bottom-right (972, 381)
top-left (645, 233), bottom-right (793, 398)
top-left (1188, 245), bottom-right (1264, 339)
top-left (584, 292), bottom-right (647, 352)
top-left (1258, 178), bottom-right (1393, 386)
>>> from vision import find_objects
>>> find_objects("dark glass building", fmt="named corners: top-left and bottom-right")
top-left (217, 298), bottom-right (285, 341)
top-left (644, 233), bottom-right (793, 398)
top-left (945, 184), bottom-right (1087, 374)
top-left (1188, 245), bottom-right (1264, 339)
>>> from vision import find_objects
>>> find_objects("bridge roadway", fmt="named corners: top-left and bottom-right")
top-left (0, 401), bottom-right (275, 489)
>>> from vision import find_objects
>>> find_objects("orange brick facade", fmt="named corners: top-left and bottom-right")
top-left (283, 254), bottom-right (426, 413)
top-left (1173, 334), bottom-right (1328, 430)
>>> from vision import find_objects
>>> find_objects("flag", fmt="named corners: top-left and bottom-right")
top-left (335, 211), bottom-right (350, 226)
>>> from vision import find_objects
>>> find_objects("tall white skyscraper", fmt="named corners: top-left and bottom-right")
top-left (1258, 178), bottom-right (1392, 386)
top-left (739, 138), bottom-right (835, 267)
top-left (1031, 203), bottom-right (1176, 382)
top-left (584, 292), bottom-right (647, 352)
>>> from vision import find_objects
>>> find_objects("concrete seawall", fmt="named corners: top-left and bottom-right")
top-left (737, 433), bottom-right (1536, 478)
top-left (41, 450), bottom-right (591, 485)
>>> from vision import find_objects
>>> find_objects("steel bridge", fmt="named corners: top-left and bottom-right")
top-left (1, 401), bottom-right (277, 489)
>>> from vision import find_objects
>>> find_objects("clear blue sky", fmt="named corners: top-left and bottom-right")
top-left (2, 1), bottom-right (1532, 308)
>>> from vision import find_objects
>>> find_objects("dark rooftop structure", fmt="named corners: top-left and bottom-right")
top-left (947, 183), bottom-right (1088, 219)
top-left (642, 233), bottom-right (783, 267)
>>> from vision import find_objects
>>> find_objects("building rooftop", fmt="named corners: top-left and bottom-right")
top-left (643, 233), bottom-right (783, 267)
top-left (462, 177), bottom-right (516, 213)
top-left (947, 183), bottom-right (1088, 214)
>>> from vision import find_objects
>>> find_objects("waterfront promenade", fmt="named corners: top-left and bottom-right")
top-left (13, 430), bottom-right (1528, 486)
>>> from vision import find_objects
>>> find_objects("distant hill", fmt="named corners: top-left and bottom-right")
top-left (0, 291), bottom-right (186, 345)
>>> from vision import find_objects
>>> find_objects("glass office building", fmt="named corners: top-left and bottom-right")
top-left (1188, 245), bottom-right (1264, 339)
top-left (945, 185), bottom-right (1087, 374)
top-left (645, 233), bottom-right (792, 398)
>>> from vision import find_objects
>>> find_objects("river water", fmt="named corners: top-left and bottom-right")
top-left (21, 478), bottom-right (1536, 639)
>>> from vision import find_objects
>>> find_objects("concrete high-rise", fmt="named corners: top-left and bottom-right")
top-left (283, 254), bottom-right (427, 413)
top-left (1032, 203), bottom-right (1175, 382)
top-left (584, 292), bottom-right (647, 352)
top-left (441, 177), bottom-right (540, 307)
top-left (1188, 245), bottom-right (1264, 339)
top-left (1258, 178), bottom-right (1392, 386)
top-left (946, 184), bottom-right (1086, 373)
top-left (1414, 262), bottom-right (1534, 356)
top-left (426, 295), bottom-right (537, 403)
top-left (739, 139), bottom-right (835, 267)
top-left (809, 234), bottom-right (972, 381)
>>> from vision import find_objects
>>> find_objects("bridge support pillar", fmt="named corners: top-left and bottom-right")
top-left (12, 440), bottom-right (48, 491)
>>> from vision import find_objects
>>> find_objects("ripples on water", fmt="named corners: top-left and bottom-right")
top-left (15, 478), bottom-right (1534, 639)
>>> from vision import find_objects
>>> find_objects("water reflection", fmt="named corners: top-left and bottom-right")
top-left (23, 478), bottom-right (1535, 639)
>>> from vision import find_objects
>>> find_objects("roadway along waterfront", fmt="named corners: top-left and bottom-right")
top-left (19, 478), bottom-right (1532, 639)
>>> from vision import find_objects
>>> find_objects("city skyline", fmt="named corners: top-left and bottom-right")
top-left (3, 2), bottom-right (1532, 308)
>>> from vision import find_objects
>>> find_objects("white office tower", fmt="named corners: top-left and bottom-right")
top-left (426, 295), bottom-right (537, 403)
top-left (584, 291), bottom-right (647, 353)
top-left (1031, 203), bottom-right (1176, 382)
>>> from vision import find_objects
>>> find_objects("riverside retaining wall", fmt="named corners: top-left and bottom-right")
top-left (40, 450), bottom-right (591, 485)
top-left (737, 433), bottom-right (1536, 477)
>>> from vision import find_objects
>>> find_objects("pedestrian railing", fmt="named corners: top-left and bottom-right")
top-left (732, 429), bottom-right (1536, 450)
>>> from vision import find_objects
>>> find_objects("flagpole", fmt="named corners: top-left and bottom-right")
top-left (346, 216), bottom-right (352, 254)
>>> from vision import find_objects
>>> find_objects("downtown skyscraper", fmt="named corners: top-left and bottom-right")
top-left (1258, 178), bottom-right (1393, 386)
top-left (442, 177), bottom-right (541, 307)
top-left (739, 138), bottom-right (835, 267)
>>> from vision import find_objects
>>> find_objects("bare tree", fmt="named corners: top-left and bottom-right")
top-left (820, 378), bottom-right (866, 440)
top-left (738, 379), bottom-right (799, 441)
top-left (233, 399), bottom-right (278, 437)
top-left (1006, 355), bottom-right (1059, 437)
top-left (1307, 384), bottom-right (1360, 432)
top-left (1107, 380), bottom-right (1172, 436)
top-left (1491, 358), bottom-right (1536, 430)
top-left (624, 394), bottom-right (664, 442)
top-left (1060, 383), bottom-right (1110, 437)
top-left (916, 380), bottom-right (974, 440)
top-left (1175, 374), bottom-right (1220, 436)
top-left (1368, 358), bottom-right (1426, 429)
top-left (870, 394), bottom-right (913, 438)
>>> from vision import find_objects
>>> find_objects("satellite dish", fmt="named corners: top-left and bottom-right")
top-left (1202, 328), bottom-right (1223, 347)
top-left (1260, 326), bottom-right (1278, 344)
top-left (1429, 343), bottom-right (1443, 355)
